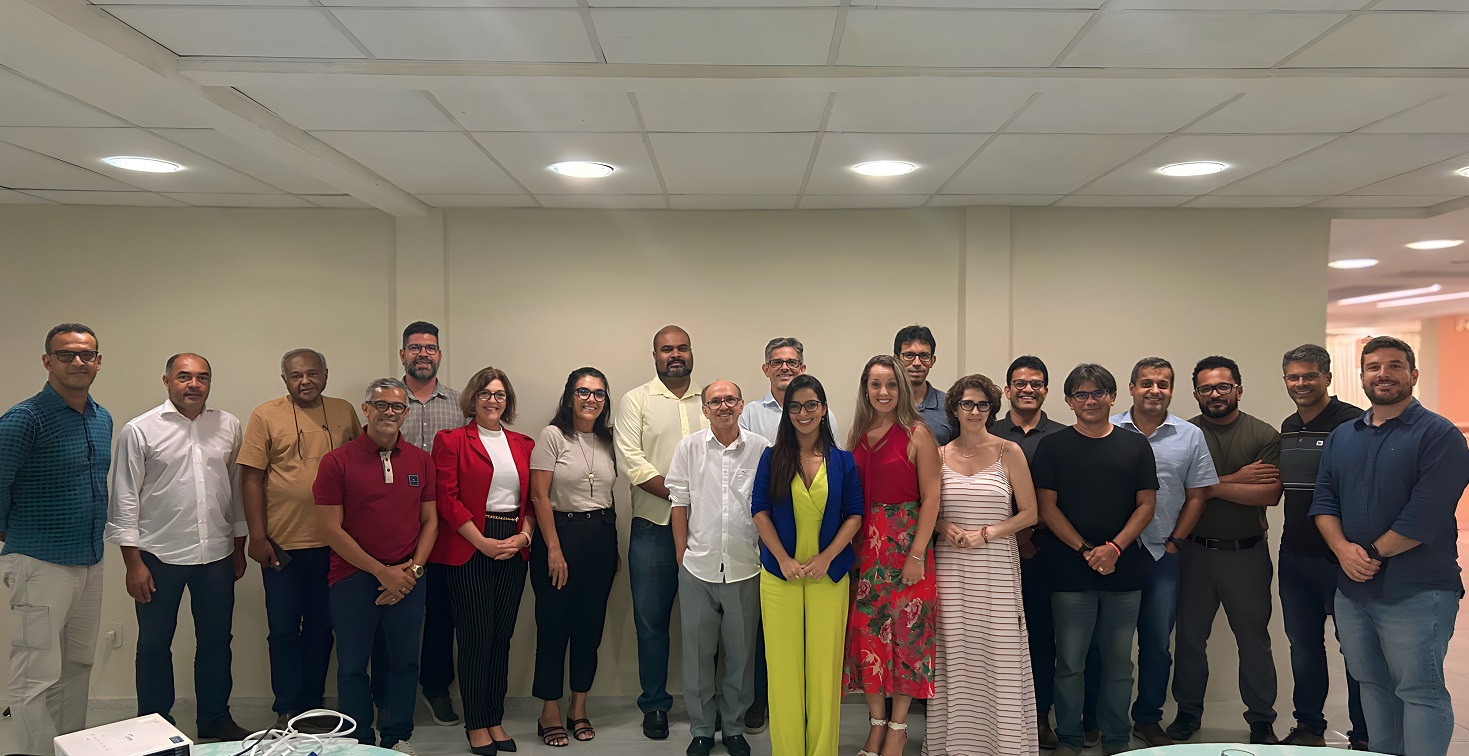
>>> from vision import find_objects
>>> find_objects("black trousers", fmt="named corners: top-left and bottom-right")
top-left (134, 552), bottom-right (236, 727)
top-left (447, 518), bottom-right (527, 730)
top-left (529, 509), bottom-right (618, 701)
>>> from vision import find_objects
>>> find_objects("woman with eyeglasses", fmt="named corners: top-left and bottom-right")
top-left (429, 367), bottom-right (535, 755)
top-left (922, 374), bottom-right (1038, 756)
top-left (751, 374), bottom-right (863, 756)
top-left (527, 368), bottom-right (619, 747)
top-left (844, 354), bottom-right (941, 756)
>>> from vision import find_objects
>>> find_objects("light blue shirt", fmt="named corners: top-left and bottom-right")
top-left (740, 392), bottom-right (841, 449)
top-left (1111, 409), bottom-right (1219, 559)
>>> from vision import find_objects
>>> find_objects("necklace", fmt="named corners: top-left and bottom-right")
top-left (574, 431), bottom-right (598, 499)
top-left (953, 439), bottom-right (988, 458)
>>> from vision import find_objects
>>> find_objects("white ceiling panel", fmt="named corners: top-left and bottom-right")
top-left (0, 188), bottom-right (52, 204)
top-left (1082, 134), bottom-right (1333, 195)
top-left (649, 133), bottom-right (816, 195)
top-left (324, 0), bottom-right (577, 5)
top-left (1349, 158), bottom-right (1469, 197)
top-left (927, 194), bottom-right (1060, 206)
top-left (1372, 0), bottom-right (1469, 7)
top-left (1214, 135), bottom-right (1469, 196)
top-left (593, 9), bottom-right (836, 65)
top-left (1186, 195), bottom-right (1327, 208)
top-left (804, 133), bottom-right (985, 195)
top-left (668, 195), bottom-right (797, 210)
top-left (469, 132), bottom-right (662, 194)
top-left (1055, 195), bottom-right (1190, 207)
top-left (302, 195), bottom-right (373, 208)
top-left (433, 91), bottom-right (639, 132)
top-left (418, 194), bottom-right (536, 208)
top-left (1060, 11), bottom-right (1344, 68)
top-left (869, 1), bottom-right (1102, 7)
top-left (799, 195), bottom-right (928, 209)
top-left (163, 192), bottom-right (315, 207)
top-left (588, 0), bottom-right (834, 5)
top-left (313, 131), bottom-right (521, 193)
top-left (1109, 0), bottom-right (1365, 8)
top-left (243, 89), bottom-right (458, 132)
top-left (0, 71), bottom-right (123, 127)
top-left (0, 126), bottom-right (280, 192)
top-left (22, 190), bottom-right (185, 206)
top-left (1312, 195), bottom-right (1460, 209)
top-left (1286, 14), bottom-right (1469, 68)
top-left (1186, 85), bottom-right (1438, 134)
top-left (149, 128), bottom-right (342, 195)
top-left (0, 142), bottom-right (136, 191)
top-left (100, 0), bottom-right (312, 6)
top-left (1006, 86), bottom-right (1231, 134)
top-left (836, 10), bottom-right (1092, 67)
top-left (538, 195), bottom-right (666, 209)
top-left (331, 9), bottom-right (596, 62)
top-left (1363, 95), bottom-right (1469, 135)
top-left (637, 91), bottom-right (828, 133)
top-left (826, 87), bottom-right (1034, 134)
top-left (944, 134), bottom-right (1163, 195)
top-left (102, 8), bottom-right (366, 58)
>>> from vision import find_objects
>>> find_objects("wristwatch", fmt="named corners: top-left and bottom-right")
top-left (1168, 536), bottom-right (1188, 549)
top-left (1364, 543), bottom-right (1388, 562)
top-left (1076, 539), bottom-right (1096, 557)
top-left (409, 563), bottom-right (425, 578)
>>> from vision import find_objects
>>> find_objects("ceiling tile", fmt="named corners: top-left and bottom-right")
top-left (21, 190), bottom-right (185, 206)
top-left (1214, 134), bottom-right (1469, 196)
top-left (799, 195), bottom-right (929, 209)
top-left (637, 91), bottom-right (828, 133)
top-left (102, 8), bottom-right (366, 58)
top-left (0, 188), bottom-right (52, 204)
top-left (302, 195), bottom-right (374, 208)
top-left (836, 9), bottom-right (1092, 67)
top-left (944, 134), bottom-right (1162, 195)
top-left (163, 192), bottom-right (316, 207)
top-left (1311, 195), bottom-right (1459, 208)
top-left (1109, 0), bottom-right (1365, 7)
top-left (1285, 13), bottom-right (1469, 68)
top-left (0, 71), bottom-right (124, 127)
top-left (1006, 85), bottom-right (1231, 134)
top-left (1363, 95), bottom-right (1469, 135)
top-left (1371, 0), bottom-right (1469, 7)
top-left (149, 128), bottom-right (342, 195)
top-left (668, 195), bottom-right (798, 210)
top-left (418, 194), bottom-right (537, 207)
top-left (1082, 134), bottom-right (1334, 195)
top-left (539, 195), bottom-right (666, 208)
top-left (1186, 84), bottom-right (1438, 134)
top-left (1060, 11), bottom-right (1343, 68)
top-left (243, 89), bottom-right (458, 132)
top-left (1185, 195), bottom-right (1328, 208)
top-left (804, 133), bottom-right (985, 195)
top-left (100, 0), bottom-right (312, 6)
top-left (868, 1), bottom-right (1103, 7)
top-left (587, 0), bottom-right (836, 5)
top-left (593, 9), bottom-right (836, 65)
top-left (1055, 195), bottom-right (1191, 207)
top-left (332, 9), bottom-right (596, 62)
top-left (0, 127), bottom-right (279, 193)
top-left (826, 86), bottom-right (1034, 133)
top-left (469, 132), bottom-right (662, 194)
top-left (1349, 157), bottom-right (1469, 197)
top-left (432, 91), bottom-right (640, 132)
top-left (0, 142), bottom-right (136, 191)
top-left (313, 131), bottom-right (521, 193)
top-left (324, 0), bottom-right (576, 5)
top-left (649, 133), bottom-right (816, 195)
top-left (927, 194), bottom-right (1060, 206)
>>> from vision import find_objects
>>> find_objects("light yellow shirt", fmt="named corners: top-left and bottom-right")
top-left (615, 377), bottom-right (709, 525)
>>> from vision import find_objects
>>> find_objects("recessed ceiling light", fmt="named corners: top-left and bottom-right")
top-left (853, 161), bottom-right (916, 177)
top-left (1378, 289), bottom-right (1469, 308)
top-left (549, 161), bottom-right (614, 178)
top-left (1405, 239), bottom-right (1464, 250)
top-left (102, 156), bottom-right (182, 173)
top-left (1329, 258), bottom-right (1379, 269)
top-left (1157, 161), bottom-right (1227, 177)
top-left (1457, 166), bottom-right (1469, 178)
top-left (1336, 284), bottom-right (1442, 306)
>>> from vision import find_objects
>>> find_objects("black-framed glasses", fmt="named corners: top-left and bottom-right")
top-left (705, 397), bottom-right (742, 409)
top-left (1196, 383), bottom-right (1238, 396)
top-left (368, 400), bottom-right (409, 414)
top-left (898, 351), bottom-right (935, 365)
top-left (1283, 373), bottom-right (1322, 384)
top-left (787, 400), bottom-right (824, 415)
top-left (958, 400), bottom-right (993, 413)
top-left (291, 401), bottom-right (334, 461)
top-left (1069, 389), bottom-right (1112, 402)
top-left (49, 350), bottom-right (100, 364)
top-left (573, 387), bottom-right (608, 402)
top-left (476, 390), bottom-right (508, 402)
top-left (404, 344), bottom-right (440, 355)
top-left (1010, 379), bottom-right (1045, 390)
top-left (766, 359), bottom-right (802, 369)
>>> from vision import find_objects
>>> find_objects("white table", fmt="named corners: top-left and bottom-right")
top-left (1130, 745), bottom-right (1389, 755)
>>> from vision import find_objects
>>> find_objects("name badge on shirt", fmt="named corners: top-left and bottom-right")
top-left (408, 474), bottom-right (420, 487)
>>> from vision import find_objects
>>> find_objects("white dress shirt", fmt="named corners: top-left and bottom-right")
top-left (739, 391), bottom-right (841, 449)
top-left (106, 400), bottom-right (245, 565)
top-left (666, 426), bottom-right (771, 584)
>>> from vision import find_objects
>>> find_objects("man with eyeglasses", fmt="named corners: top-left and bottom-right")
top-left (893, 325), bottom-right (953, 445)
top-left (238, 348), bottom-right (361, 729)
top-left (667, 380), bottom-right (768, 756)
top-left (1274, 344), bottom-right (1369, 750)
top-left (1109, 357), bottom-right (1218, 748)
top-left (107, 353), bottom-right (254, 741)
top-left (314, 378), bottom-right (438, 753)
top-left (741, 337), bottom-right (840, 449)
top-left (1168, 355), bottom-right (1282, 746)
top-left (615, 325), bottom-right (710, 740)
top-left (0, 323), bottom-right (111, 753)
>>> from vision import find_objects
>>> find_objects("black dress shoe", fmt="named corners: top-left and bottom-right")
top-left (197, 714), bottom-right (253, 742)
top-left (686, 736), bottom-right (715, 756)
top-left (643, 710), bottom-right (670, 740)
top-left (1250, 722), bottom-right (1280, 745)
top-left (492, 737), bottom-right (516, 753)
top-left (1165, 716), bottom-right (1200, 742)
top-left (723, 734), bottom-right (752, 756)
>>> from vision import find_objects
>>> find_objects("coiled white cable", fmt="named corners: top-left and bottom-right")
top-left (231, 709), bottom-right (359, 756)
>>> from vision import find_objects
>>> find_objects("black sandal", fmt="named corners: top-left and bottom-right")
top-left (537, 722), bottom-right (569, 748)
top-left (567, 717), bottom-right (595, 742)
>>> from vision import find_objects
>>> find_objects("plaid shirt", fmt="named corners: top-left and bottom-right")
top-left (401, 380), bottom-right (465, 453)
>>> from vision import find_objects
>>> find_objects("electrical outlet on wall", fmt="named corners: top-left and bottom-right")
top-left (102, 623), bottom-right (123, 649)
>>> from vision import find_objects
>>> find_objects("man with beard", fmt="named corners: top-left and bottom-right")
top-left (615, 325), bottom-right (709, 740)
top-left (1310, 336), bottom-right (1469, 756)
top-left (1168, 355), bottom-right (1282, 745)
top-left (1275, 344), bottom-right (1368, 749)
top-left (893, 325), bottom-right (953, 445)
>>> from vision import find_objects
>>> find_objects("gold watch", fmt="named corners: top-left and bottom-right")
top-left (409, 563), bottom-right (425, 578)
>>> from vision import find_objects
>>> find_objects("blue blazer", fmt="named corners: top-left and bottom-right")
top-left (751, 446), bottom-right (865, 582)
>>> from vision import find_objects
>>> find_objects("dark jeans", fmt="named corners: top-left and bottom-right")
top-left (1173, 538), bottom-right (1277, 726)
top-left (330, 569), bottom-right (426, 748)
top-left (1132, 549), bottom-right (1179, 724)
top-left (629, 516), bottom-right (679, 714)
top-left (1021, 551), bottom-right (1054, 717)
top-left (1278, 547), bottom-right (1367, 739)
top-left (1053, 590), bottom-right (1142, 751)
top-left (134, 552), bottom-right (236, 727)
top-left (530, 510), bottom-right (617, 701)
top-left (370, 562), bottom-right (455, 703)
top-left (262, 545), bottom-right (334, 715)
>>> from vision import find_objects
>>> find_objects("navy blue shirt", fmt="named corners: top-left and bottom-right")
top-left (1309, 399), bottom-right (1469, 600)
top-left (0, 383), bottom-right (113, 565)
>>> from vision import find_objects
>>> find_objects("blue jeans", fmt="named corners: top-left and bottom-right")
top-left (1081, 551), bottom-right (1175, 726)
top-left (330, 569), bottom-right (427, 747)
top-left (1278, 547), bottom-right (1367, 739)
top-left (134, 552), bottom-right (236, 727)
top-left (629, 516), bottom-right (678, 713)
top-left (261, 546), bottom-right (334, 715)
top-left (1053, 591), bottom-right (1141, 751)
top-left (1335, 589), bottom-right (1458, 756)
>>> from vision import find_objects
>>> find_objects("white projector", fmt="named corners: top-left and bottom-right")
top-left (54, 714), bottom-right (193, 756)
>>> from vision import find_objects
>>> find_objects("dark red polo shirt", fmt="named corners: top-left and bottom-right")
top-left (313, 430), bottom-right (435, 586)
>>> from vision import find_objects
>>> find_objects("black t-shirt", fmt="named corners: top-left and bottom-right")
top-left (1280, 396), bottom-right (1364, 558)
top-left (1032, 426), bottom-right (1159, 592)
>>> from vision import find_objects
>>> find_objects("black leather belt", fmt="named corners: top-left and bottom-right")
top-left (1188, 534), bottom-right (1264, 551)
top-left (552, 508), bottom-right (614, 521)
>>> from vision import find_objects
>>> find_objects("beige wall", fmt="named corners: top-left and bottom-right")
top-left (0, 204), bottom-right (1331, 706)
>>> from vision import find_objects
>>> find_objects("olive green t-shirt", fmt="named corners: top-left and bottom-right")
top-left (1189, 411), bottom-right (1281, 540)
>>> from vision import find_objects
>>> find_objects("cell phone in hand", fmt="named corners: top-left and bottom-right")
top-left (268, 538), bottom-right (293, 571)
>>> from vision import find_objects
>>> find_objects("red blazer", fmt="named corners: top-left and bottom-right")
top-left (429, 423), bottom-right (535, 566)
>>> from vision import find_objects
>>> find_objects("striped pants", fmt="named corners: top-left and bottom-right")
top-left (447, 518), bottom-right (527, 730)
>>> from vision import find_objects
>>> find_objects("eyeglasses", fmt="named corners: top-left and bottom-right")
top-left (1195, 383), bottom-right (1238, 396)
top-left (1069, 389), bottom-right (1112, 402)
top-left (957, 400), bottom-right (993, 413)
top-left (1283, 373), bottom-right (1322, 384)
top-left (705, 397), bottom-right (742, 409)
top-left (49, 350), bottom-right (100, 364)
top-left (573, 387), bottom-right (608, 402)
top-left (1010, 379), bottom-right (1045, 390)
top-left (476, 390), bottom-right (508, 402)
top-left (898, 351), bottom-right (935, 365)
top-left (368, 401), bottom-right (409, 414)
top-left (766, 359), bottom-right (802, 369)
top-left (404, 344), bottom-right (440, 355)
top-left (787, 400), bottom-right (824, 415)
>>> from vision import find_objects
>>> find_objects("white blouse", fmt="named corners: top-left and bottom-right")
top-left (478, 426), bottom-right (521, 513)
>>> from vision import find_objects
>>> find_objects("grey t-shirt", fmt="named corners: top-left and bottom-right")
top-left (530, 425), bottom-right (617, 513)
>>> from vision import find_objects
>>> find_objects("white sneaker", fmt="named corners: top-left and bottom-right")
top-left (388, 741), bottom-right (417, 755)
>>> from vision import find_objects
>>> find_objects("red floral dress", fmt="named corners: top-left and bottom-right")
top-left (843, 423), bottom-right (936, 698)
